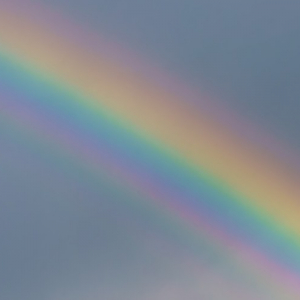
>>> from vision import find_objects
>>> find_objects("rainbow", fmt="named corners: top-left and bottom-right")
top-left (1, 1), bottom-right (300, 298)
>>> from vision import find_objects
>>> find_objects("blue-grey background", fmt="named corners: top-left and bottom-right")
top-left (1, 1), bottom-right (300, 299)
top-left (42, 0), bottom-right (300, 150)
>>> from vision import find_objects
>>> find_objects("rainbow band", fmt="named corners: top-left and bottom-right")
top-left (0, 1), bottom-right (300, 297)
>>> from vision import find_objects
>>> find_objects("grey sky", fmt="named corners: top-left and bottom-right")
top-left (41, 0), bottom-right (300, 151)
top-left (0, 119), bottom-right (284, 300)
top-left (1, 1), bottom-right (300, 299)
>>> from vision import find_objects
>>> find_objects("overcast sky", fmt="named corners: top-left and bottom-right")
top-left (0, 116), bottom-right (283, 299)
top-left (40, 0), bottom-right (300, 151)
top-left (1, 1), bottom-right (300, 299)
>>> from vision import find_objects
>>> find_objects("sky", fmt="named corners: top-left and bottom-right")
top-left (40, 0), bottom-right (300, 150)
top-left (0, 1), bottom-right (300, 299)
